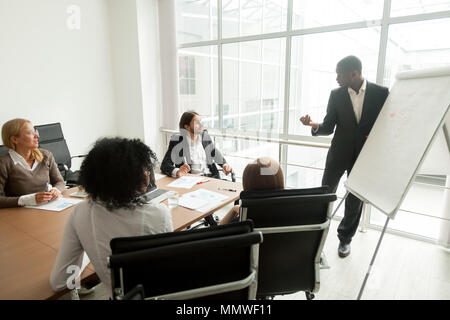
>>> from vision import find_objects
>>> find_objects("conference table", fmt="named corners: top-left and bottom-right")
top-left (0, 175), bottom-right (242, 300)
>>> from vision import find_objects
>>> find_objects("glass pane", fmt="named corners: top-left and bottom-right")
top-left (222, 38), bottom-right (285, 135)
top-left (286, 145), bottom-right (327, 172)
top-left (285, 166), bottom-right (324, 189)
top-left (289, 27), bottom-right (381, 136)
top-left (216, 137), bottom-right (280, 180)
top-left (178, 46), bottom-right (219, 130)
top-left (222, 0), bottom-right (288, 38)
top-left (370, 209), bottom-right (442, 240)
top-left (292, 0), bottom-right (384, 29)
top-left (370, 180), bottom-right (445, 240)
top-left (176, 0), bottom-right (218, 44)
top-left (286, 144), bottom-right (346, 217)
top-left (383, 18), bottom-right (450, 88)
top-left (390, 0), bottom-right (450, 17)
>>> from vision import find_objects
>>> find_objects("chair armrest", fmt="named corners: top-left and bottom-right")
top-left (122, 284), bottom-right (145, 300)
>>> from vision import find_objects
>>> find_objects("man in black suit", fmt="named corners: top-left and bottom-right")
top-left (300, 56), bottom-right (389, 258)
top-left (161, 111), bottom-right (233, 179)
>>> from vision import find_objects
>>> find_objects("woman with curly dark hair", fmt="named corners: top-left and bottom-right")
top-left (50, 138), bottom-right (173, 295)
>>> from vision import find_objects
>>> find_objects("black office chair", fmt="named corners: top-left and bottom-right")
top-left (108, 221), bottom-right (262, 300)
top-left (0, 145), bottom-right (8, 156)
top-left (34, 123), bottom-right (85, 187)
top-left (122, 284), bottom-right (145, 300)
top-left (239, 186), bottom-right (336, 300)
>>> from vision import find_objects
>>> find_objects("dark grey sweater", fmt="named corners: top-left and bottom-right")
top-left (0, 149), bottom-right (65, 208)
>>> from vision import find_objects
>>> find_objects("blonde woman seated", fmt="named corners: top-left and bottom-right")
top-left (219, 157), bottom-right (284, 225)
top-left (0, 118), bottom-right (65, 208)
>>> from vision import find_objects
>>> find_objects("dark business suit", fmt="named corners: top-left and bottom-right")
top-left (313, 81), bottom-right (389, 244)
top-left (160, 130), bottom-right (227, 179)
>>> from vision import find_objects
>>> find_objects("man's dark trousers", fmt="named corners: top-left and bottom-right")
top-left (322, 163), bottom-right (363, 244)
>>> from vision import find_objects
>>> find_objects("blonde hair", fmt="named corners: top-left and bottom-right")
top-left (242, 157), bottom-right (284, 191)
top-left (1, 118), bottom-right (43, 162)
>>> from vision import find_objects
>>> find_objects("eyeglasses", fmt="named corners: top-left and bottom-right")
top-left (27, 129), bottom-right (39, 136)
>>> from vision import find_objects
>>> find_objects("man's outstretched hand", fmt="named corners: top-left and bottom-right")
top-left (299, 114), bottom-right (319, 130)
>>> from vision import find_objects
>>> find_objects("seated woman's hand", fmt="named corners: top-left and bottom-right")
top-left (231, 205), bottom-right (240, 218)
top-left (35, 192), bottom-right (53, 204)
top-left (219, 205), bottom-right (241, 225)
top-left (222, 164), bottom-right (233, 175)
top-left (49, 188), bottom-right (62, 200)
top-left (176, 164), bottom-right (191, 177)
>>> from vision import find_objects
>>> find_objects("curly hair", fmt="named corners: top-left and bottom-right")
top-left (78, 137), bottom-right (158, 210)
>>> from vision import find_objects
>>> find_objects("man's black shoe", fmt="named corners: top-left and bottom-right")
top-left (338, 242), bottom-right (351, 258)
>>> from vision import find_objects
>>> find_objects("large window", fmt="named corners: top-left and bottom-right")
top-left (178, 46), bottom-right (219, 129)
top-left (289, 27), bottom-right (380, 136)
top-left (175, 0), bottom-right (450, 242)
top-left (222, 0), bottom-right (288, 38)
top-left (292, 0), bottom-right (384, 29)
top-left (222, 38), bottom-right (285, 134)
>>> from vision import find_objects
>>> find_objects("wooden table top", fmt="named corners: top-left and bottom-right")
top-left (0, 175), bottom-right (242, 300)
top-left (157, 175), bottom-right (242, 231)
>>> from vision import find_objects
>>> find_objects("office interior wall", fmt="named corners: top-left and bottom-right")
top-left (107, 0), bottom-right (145, 142)
top-left (0, 0), bottom-right (118, 170)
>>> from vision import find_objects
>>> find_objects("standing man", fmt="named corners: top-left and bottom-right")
top-left (300, 56), bottom-right (389, 258)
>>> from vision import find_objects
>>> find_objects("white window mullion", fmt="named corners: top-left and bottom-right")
top-left (281, 0), bottom-right (293, 178)
top-left (376, 0), bottom-right (391, 86)
top-left (218, 0), bottom-right (223, 132)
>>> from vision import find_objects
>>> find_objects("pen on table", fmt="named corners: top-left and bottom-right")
top-left (197, 179), bottom-right (210, 185)
top-left (218, 187), bottom-right (237, 192)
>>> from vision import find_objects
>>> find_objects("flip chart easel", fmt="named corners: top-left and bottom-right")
top-left (343, 66), bottom-right (450, 299)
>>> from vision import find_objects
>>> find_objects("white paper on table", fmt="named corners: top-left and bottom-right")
top-left (154, 173), bottom-right (165, 181)
top-left (167, 176), bottom-right (204, 189)
top-left (80, 252), bottom-right (90, 275)
top-left (186, 189), bottom-right (229, 202)
top-left (182, 189), bottom-right (229, 213)
top-left (196, 202), bottom-right (223, 214)
top-left (179, 196), bottom-right (208, 210)
top-left (25, 197), bottom-right (85, 212)
top-left (70, 191), bottom-right (88, 198)
top-left (72, 252), bottom-right (91, 285)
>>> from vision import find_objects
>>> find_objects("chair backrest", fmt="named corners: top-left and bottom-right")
top-left (0, 145), bottom-right (9, 156)
top-left (35, 123), bottom-right (72, 169)
top-left (108, 221), bottom-right (263, 300)
top-left (239, 187), bottom-right (336, 297)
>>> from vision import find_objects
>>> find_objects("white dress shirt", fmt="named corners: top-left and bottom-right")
top-left (9, 150), bottom-right (57, 206)
top-left (348, 78), bottom-right (367, 124)
top-left (172, 135), bottom-right (211, 177)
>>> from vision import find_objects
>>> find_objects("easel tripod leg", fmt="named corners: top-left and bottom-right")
top-left (357, 215), bottom-right (390, 300)
top-left (331, 191), bottom-right (349, 219)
